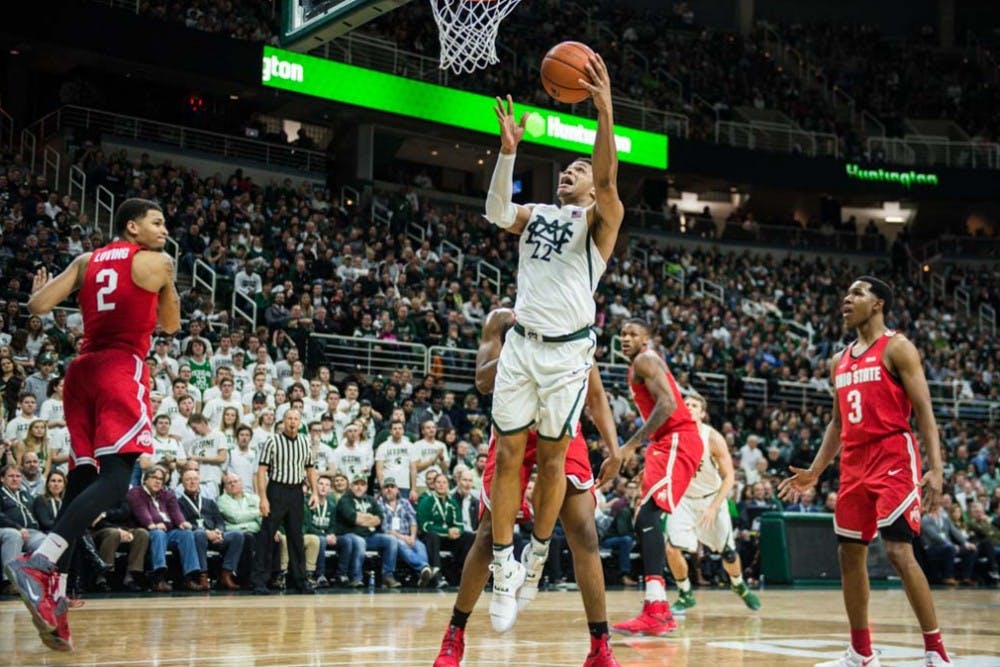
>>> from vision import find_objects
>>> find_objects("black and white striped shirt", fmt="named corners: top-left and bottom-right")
top-left (258, 430), bottom-right (315, 486)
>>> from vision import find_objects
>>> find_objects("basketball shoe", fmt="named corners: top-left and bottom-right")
top-left (924, 651), bottom-right (952, 666)
top-left (670, 589), bottom-right (696, 615)
top-left (732, 582), bottom-right (761, 610)
top-left (432, 626), bottom-right (464, 667)
top-left (814, 646), bottom-right (881, 667)
top-left (36, 596), bottom-right (73, 652)
top-left (489, 556), bottom-right (525, 633)
top-left (516, 542), bottom-right (549, 611)
top-left (583, 635), bottom-right (621, 667)
top-left (5, 554), bottom-right (60, 633)
top-left (611, 600), bottom-right (677, 636)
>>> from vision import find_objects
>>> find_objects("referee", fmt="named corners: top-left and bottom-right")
top-left (252, 408), bottom-right (319, 594)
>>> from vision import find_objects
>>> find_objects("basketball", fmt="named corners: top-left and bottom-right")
top-left (541, 41), bottom-right (595, 104)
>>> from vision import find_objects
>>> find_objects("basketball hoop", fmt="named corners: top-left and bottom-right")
top-left (429, 0), bottom-right (524, 75)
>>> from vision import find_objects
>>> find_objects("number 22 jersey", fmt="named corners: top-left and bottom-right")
top-left (834, 331), bottom-right (913, 450)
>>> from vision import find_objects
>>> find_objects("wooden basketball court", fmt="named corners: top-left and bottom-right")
top-left (2, 588), bottom-right (999, 665)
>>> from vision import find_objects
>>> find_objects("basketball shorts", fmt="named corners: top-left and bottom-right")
top-left (666, 494), bottom-right (736, 554)
top-left (491, 327), bottom-right (596, 440)
top-left (64, 350), bottom-right (154, 470)
top-left (640, 430), bottom-right (704, 514)
top-left (835, 432), bottom-right (923, 543)
top-left (480, 427), bottom-right (594, 521)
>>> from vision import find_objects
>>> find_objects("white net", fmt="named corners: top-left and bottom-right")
top-left (429, 0), bottom-right (524, 75)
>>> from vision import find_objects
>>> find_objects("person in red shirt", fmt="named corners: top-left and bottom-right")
top-left (610, 318), bottom-right (703, 637)
top-left (5, 198), bottom-right (179, 652)
top-left (780, 277), bottom-right (950, 667)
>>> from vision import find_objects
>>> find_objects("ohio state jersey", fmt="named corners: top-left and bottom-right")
top-left (835, 331), bottom-right (913, 449)
top-left (627, 354), bottom-right (698, 440)
top-left (79, 241), bottom-right (159, 358)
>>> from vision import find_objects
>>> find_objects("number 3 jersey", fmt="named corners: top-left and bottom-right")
top-left (515, 203), bottom-right (606, 337)
top-left (79, 241), bottom-right (159, 358)
top-left (834, 331), bottom-right (913, 450)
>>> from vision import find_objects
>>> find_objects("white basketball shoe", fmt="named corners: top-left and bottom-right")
top-left (814, 646), bottom-right (881, 667)
top-left (489, 555), bottom-right (526, 633)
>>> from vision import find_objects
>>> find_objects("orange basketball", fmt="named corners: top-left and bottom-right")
top-left (541, 41), bottom-right (595, 104)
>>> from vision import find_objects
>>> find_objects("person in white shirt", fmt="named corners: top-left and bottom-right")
top-left (201, 368), bottom-right (235, 405)
top-left (150, 337), bottom-right (179, 395)
top-left (202, 378), bottom-right (244, 429)
top-left (336, 382), bottom-right (361, 422)
top-left (226, 425), bottom-right (259, 493)
top-left (38, 377), bottom-right (69, 474)
top-left (331, 422), bottom-right (374, 484)
top-left (158, 378), bottom-right (190, 419)
top-left (375, 420), bottom-right (416, 500)
top-left (184, 414), bottom-right (230, 500)
top-left (324, 389), bottom-right (351, 444)
top-left (3, 393), bottom-right (38, 444)
top-left (314, 366), bottom-right (336, 399)
top-left (246, 347), bottom-right (276, 385)
top-left (303, 380), bottom-right (327, 423)
top-left (229, 353), bottom-right (252, 397)
top-left (413, 419), bottom-right (450, 495)
top-left (251, 409), bottom-right (277, 451)
top-left (273, 347), bottom-right (300, 385)
top-left (170, 395), bottom-right (197, 443)
top-left (318, 413), bottom-right (338, 450)
top-left (308, 421), bottom-right (337, 474)
top-left (175, 365), bottom-right (203, 409)
top-left (234, 262), bottom-right (262, 297)
top-left (738, 435), bottom-right (765, 479)
top-left (141, 414), bottom-right (187, 487)
top-left (210, 334), bottom-right (237, 374)
top-left (242, 371), bottom-right (275, 412)
top-left (280, 362), bottom-right (308, 392)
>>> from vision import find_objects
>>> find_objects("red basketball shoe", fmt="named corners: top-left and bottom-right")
top-left (611, 600), bottom-right (677, 637)
top-left (433, 625), bottom-right (465, 667)
top-left (583, 635), bottom-right (621, 667)
top-left (37, 596), bottom-right (73, 652)
top-left (5, 554), bottom-right (60, 633)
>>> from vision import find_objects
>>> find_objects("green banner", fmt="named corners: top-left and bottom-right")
top-left (262, 46), bottom-right (668, 169)
top-left (845, 163), bottom-right (940, 188)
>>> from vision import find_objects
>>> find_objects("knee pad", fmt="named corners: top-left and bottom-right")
top-left (722, 548), bottom-right (738, 564)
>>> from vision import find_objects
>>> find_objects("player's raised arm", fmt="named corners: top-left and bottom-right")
top-left (619, 352), bottom-right (677, 461)
top-left (579, 54), bottom-right (624, 261)
top-left (26, 256), bottom-right (91, 316)
top-left (886, 335), bottom-right (944, 509)
top-left (484, 95), bottom-right (533, 235)
top-left (474, 307), bottom-right (516, 394)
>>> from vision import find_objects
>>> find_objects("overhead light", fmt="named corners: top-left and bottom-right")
top-left (486, 149), bottom-right (492, 155)
top-left (431, 150), bottom-right (438, 156)
top-left (9, 49), bottom-right (19, 56)
top-left (229, 94), bottom-right (240, 100)
top-left (477, 159), bottom-right (484, 165)
top-left (454, 143), bottom-right (460, 148)
top-left (885, 216), bottom-right (906, 223)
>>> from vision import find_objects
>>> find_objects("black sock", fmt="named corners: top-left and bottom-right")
top-left (588, 621), bottom-right (609, 640)
top-left (450, 607), bottom-right (471, 630)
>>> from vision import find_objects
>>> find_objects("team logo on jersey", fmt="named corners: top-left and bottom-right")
top-left (908, 502), bottom-right (921, 527)
top-left (137, 430), bottom-right (153, 447)
top-left (525, 214), bottom-right (574, 262)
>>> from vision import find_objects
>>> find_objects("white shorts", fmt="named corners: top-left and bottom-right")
top-left (491, 327), bottom-right (596, 440)
top-left (666, 494), bottom-right (736, 554)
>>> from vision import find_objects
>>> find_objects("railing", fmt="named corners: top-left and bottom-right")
top-left (867, 135), bottom-right (1000, 169)
top-left (930, 273), bottom-right (946, 302)
top-left (572, 96), bottom-right (690, 138)
top-left (232, 289), bottom-right (258, 331)
top-left (783, 320), bottom-right (814, 344)
top-left (981, 304), bottom-right (997, 336)
top-left (608, 335), bottom-right (628, 364)
top-left (42, 146), bottom-right (61, 192)
top-left (86, 0), bottom-right (141, 12)
top-left (715, 121), bottom-right (839, 158)
top-left (318, 32), bottom-right (451, 86)
top-left (440, 239), bottom-right (464, 271)
top-left (406, 222), bottom-right (425, 243)
top-left (20, 129), bottom-right (36, 173)
top-left (698, 278), bottom-right (724, 304)
top-left (598, 363), bottom-right (630, 390)
top-left (38, 106), bottom-right (327, 173)
top-left (372, 200), bottom-right (391, 226)
top-left (193, 259), bottom-right (218, 304)
top-left (954, 287), bottom-right (971, 318)
top-left (476, 260), bottom-right (501, 295)
top-left (311, 334), bottom-right (429, 379)
top-left (95, 185), bottom-right (114, 239)
top-left (68, 165), bottom-right (86, 213)
top-left (428, 346), bottom-right (477, 388)
top-left (340, 186), bottom-right (359, 208)
top-left (860, 109), bottom-right (885, 138)
top-left (831, 86), bottom-right (856, 125)
top-left (0, 106), bottom-right (13, 153)
top-left (163, 236), bottom-right (180, 267)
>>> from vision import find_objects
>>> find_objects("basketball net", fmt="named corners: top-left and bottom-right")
top-left (429, 0), bottom-right (524, 74)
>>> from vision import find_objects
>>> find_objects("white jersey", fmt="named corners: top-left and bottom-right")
top-left (515, 203), bottom-right (606, 336)
top-left (684, 422), bottom-right (722, 499)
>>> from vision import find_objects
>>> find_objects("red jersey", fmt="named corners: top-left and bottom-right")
top-left (627, 354), bottom-right (698, 440)
top-left (79, 241), bottom-right (159, 358)
top-left (835, 330), bottom-right (912, 449)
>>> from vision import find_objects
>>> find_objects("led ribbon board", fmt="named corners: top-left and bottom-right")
top-left (845, 163), bottom-right (940, 188)
top-left (262, 46), bottom-right (668, 169)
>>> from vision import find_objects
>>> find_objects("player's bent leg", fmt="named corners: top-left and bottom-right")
top-left (488, 430), bottom-right (529, 633)
top-left (721, 548), bottom-right (760, 611)
top-left (436, 513), bottom-right (495, 667)
top-left (612, 500), bottom-right (676, 637)
top-left (665, 543), bottom-right (696, 614)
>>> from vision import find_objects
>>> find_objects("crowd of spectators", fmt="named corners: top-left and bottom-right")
top-left (0, 136), bottom-right (998, 595)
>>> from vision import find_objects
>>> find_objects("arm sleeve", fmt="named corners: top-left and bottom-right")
top-left (484, 153), bottom-right (518, 229)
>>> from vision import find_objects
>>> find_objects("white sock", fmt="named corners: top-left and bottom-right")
top-left (644, 578), bottom-right (666, 602)
top-left (677, 578), bottom-right (691, 593)
top-left (56, 572), bottom-right (67, 600)
top-left (530, 534), bottom-right (550, 557)
top-left (493, 545), bottom-right (514, 563)
top-left (35, 533), bottom-right (69, 565)
top-left (730, 574), bottom-right (744, 588)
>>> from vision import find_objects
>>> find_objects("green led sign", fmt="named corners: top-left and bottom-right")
top-left (845, 163), bottom-right (939, 188)
top-left (261, 46), bottom-right (668, 169)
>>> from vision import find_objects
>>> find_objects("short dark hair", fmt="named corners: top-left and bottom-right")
top-left (114, 198), bottom-right (162, 237)
top-left (624, 317), bottom-right (652, 334)
top-left (856, 276), bottom-right (894, 314)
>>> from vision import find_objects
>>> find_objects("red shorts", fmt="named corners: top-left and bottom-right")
top-left (835, 432), bottom-right (922, 542)
top-left (641, 430), bottom-right (704, 513)
top-left (65, 350), bottom-right (154, 470)
top-left (480, 427), bottom-right (594, 521)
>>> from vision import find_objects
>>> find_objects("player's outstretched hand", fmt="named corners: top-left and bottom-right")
top-left (920, 468), bottom-right (943, 511)
top-left (494, 94), bottom-right (527, 154)
top-left (31, 267), bottom-right (52, 295)
top-left (579, 53), bottom-right (613, 114)
top-left (597, 450), bottom-right (625, 486)
top-left (777, 466), bottom-right (818, 503)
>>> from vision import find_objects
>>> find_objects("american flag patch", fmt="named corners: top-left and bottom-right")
top-left (571, 208), bottom-right (582, 218)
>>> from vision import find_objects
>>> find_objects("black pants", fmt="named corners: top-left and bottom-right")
top-left (423, 531), bottom-right (475, 584)
top-left (253, 483), bottom-right (307, 589)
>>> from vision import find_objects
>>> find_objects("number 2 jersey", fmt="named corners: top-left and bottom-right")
top-left (79, 241), bottom-right (159, 358)
top-left (834, 330), bottom-right (913, 450)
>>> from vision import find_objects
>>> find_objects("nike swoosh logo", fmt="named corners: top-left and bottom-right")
top-left (887, 469), bottom-right (902, 476)
top-left (861, 658), bottom-right (876, 666)
top-left (25, 585), bottom-right (40, 604)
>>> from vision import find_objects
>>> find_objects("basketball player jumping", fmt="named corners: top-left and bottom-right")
top-left (611, 318), bottom-right (703, 637)
top-left (779, 277), bottom-right (951, 667)
top-left (433, 308), bottom-right (622, 667)
top-left (482, 52), bottom-right (624, 634)
top-left (6, 199), bottom-right (179, 651)
top-left (665, 394), bottom-right (761, 614)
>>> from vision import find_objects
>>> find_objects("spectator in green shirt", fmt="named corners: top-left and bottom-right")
top-left (417, 473), bottom-right (473, 584)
